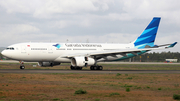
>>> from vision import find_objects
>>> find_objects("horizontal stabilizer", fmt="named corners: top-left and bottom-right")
top-left (167, 42), bottom-right (177, 48)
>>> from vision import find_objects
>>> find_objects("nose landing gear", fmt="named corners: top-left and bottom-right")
top-left (19, 61), bottom-right (25, 69)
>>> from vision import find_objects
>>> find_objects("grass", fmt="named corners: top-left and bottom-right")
top-left (173, 94), bottom-right (180, 100)
top-left (52, 98), bottom-right (60, 101)
top-left (0, 73), bottom-right (180, 100)
top-left (126, 88), bottom-right (130, 92)
top-left (1, 62), bottom-right (180, 70)
top-left (18, 93), bottom-right (22, 95)
top-left (0, 63), bottom-right (180, 100)
top-left (136, 87), bottom-right (141, 89)
top-left (174, 84), bottom-right (179, 87)
top-left (123, 84), bottom-right (133, 87)
top-left (116, 73), bottom-right (121, 76)
top-left (109, 92), bottom-right (120, 96)
top-left (74, 89), bottom-right (87, 94)
top-left (146, 86), bottom-right (150, 88)
top-left (126, 77), bottom-right (132, 79)
top-left (0, 96), bottom-right (6, 98)
top-left (158, 88), bottom-right (162, 90)
top-left (94, 99), bottom-right (100, 101)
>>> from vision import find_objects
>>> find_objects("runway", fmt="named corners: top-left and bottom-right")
top-left (0, 69), bottom-right (180, 74)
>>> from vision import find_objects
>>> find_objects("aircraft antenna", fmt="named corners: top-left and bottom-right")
top-left (86, 39), bottom-right (89, 43)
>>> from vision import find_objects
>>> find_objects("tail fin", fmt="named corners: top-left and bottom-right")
top-left (134, 17), bottom-right (161, 49)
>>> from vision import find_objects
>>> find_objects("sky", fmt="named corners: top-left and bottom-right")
top-left (0, 0), bottom-right (179, 52)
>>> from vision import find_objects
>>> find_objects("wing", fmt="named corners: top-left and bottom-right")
top-left (61, 42), bottom-right (177, 59)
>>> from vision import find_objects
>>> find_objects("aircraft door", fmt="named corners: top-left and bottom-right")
top-left (21, 46), bottom-right (26, 53)
top-left (48, 46), bottom-right (53, 53)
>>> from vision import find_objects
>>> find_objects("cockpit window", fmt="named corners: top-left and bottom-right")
top-left (6, 47), bottom-right (14, 50)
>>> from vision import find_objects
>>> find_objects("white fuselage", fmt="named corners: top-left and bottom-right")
top-left (1, 42), bottom-right (134, 62)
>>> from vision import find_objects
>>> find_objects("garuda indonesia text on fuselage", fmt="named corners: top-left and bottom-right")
top-left (1, 17), bottom-right (177, 70)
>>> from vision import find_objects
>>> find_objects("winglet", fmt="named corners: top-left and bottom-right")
top-left (168, 42), bottom-right (177, 48)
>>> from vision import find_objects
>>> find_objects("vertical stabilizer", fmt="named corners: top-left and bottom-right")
top-left (134, 17), bottom-right (161, 49)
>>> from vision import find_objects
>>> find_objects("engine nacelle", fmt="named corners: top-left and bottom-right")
top-left (38, 62), bottom-right (61, 67)
top-left (71, 57), bottom-right (95, 67)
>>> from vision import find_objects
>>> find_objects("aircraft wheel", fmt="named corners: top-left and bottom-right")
top-left (19, 61), bottom-right (25, 69)
top-left (90, 66), bottom-right (94, 70)
top-left (97, 66), bottom-right (100, 70)
top-left (77, 67), bottom-right (82, 70)
top-left (98, 66), bottom-right (103, 70)
top-left (70, 66), bottom-right (74, 70)
top-left (94, 66), bottom-right (97, 70)
top-left (76, 67), bottom-right (79, 70)
top-left (90, 66), bottom-right (103, 70)
top-left (75, 67), bottom-right (78, 70)
top-left (20, 66), bottom-right (25, 70)
top-left (50, 63), bottom-right (53, 67)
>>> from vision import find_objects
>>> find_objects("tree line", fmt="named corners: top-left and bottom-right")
top-left (127, 51), bottom-right (180, 62)
top-left (0, 53), bottom-right (3, 60)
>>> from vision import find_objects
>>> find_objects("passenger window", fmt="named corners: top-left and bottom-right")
top-left (6, 47), bottom-right (14, 50)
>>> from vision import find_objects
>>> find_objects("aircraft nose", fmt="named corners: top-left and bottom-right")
top-left (1, 50), bottom-right (8, 57)
top-left (1, 50), bottom-right (5, 56)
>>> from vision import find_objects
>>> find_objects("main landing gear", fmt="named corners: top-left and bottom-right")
top-left (19, 61), bottom-right (25, 69)
top-left (70, 65), bottom-right (103, 70)
top-left (90, 65), bottom-right (103, 70)
top-left (70, 65), bottom-right (82, 70)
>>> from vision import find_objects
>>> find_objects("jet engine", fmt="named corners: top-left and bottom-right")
top-left (71, 57), bottom-right (95, 67)
top-left (38, 62), bottom-right (61, 67)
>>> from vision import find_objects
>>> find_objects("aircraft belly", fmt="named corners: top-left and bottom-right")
top-left (10, 51), bottom-right (59, 62)
top-left (54, 57), bottom-right (71, 63)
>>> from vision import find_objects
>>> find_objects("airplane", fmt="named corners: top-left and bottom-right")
top-left (1, 17), bottom-right (177, 70)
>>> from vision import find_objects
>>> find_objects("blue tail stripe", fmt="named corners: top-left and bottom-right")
top-left (135, 35), bottom-right (152, 43)
top-left (146, 18), bottom-right (161, 29)
top-left (134, 35), bottom-right (156, 46)
top-left (141, 27), bottom-right (156, 36)
top-left (138, 27), bottom-right (158, 38)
